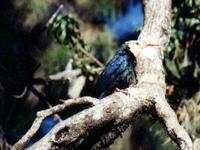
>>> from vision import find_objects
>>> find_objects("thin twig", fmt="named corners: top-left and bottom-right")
top-left (46, 4), bottom-right (64, 28)
top-left (79, 47), bottom-right (105, 68)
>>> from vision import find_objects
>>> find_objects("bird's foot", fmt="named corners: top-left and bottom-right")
top-left (115, 88), bottom-right (130, 96)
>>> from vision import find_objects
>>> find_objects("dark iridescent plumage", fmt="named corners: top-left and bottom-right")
top-left (93, 44), bottom-right (137, 98)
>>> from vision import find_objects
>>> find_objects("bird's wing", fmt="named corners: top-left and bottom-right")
top-left (94, 53), bottom-right (128, 98)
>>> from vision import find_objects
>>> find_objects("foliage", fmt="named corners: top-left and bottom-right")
top-left (164, 0), bottom-right (200, 100)
top-left (49, 15), bottom-right (81, 46)
top-left (149, 122), bottom-right (177, 150)
top-left (177, 92), bottom-right (200, 140)
top-left (48, 14), bottom-right (103, 80)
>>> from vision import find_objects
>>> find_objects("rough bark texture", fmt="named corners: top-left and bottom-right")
top-left (13, 0), bottom-right (193, 149)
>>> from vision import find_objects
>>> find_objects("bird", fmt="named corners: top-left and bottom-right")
top-left (93, 44), bottom-right (137, 98)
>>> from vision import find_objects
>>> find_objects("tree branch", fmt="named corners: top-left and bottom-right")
top-left (13, 0), bottom-right (193, 149)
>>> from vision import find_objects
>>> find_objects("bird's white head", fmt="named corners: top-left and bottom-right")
top-left (125, 40), bottom-right (160, 58)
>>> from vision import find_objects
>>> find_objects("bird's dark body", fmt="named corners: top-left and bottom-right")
top-left (93, 44), bottom-right (137, 98)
